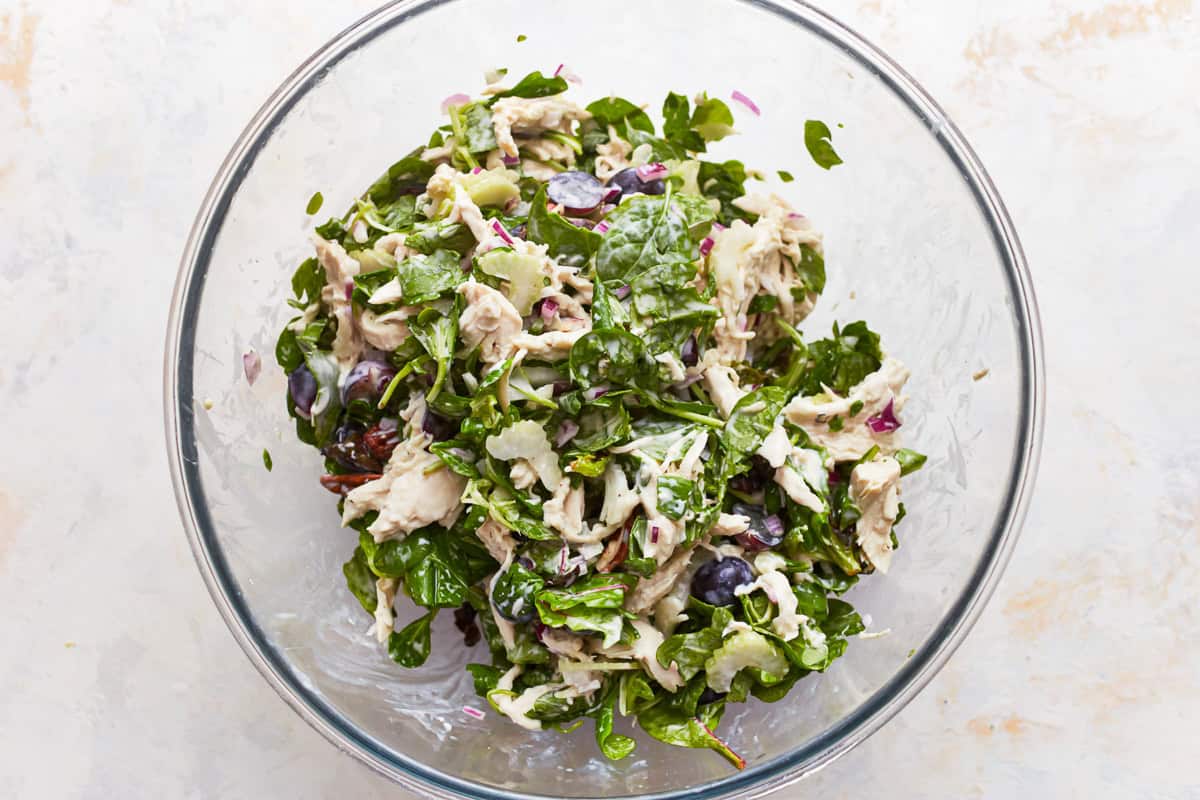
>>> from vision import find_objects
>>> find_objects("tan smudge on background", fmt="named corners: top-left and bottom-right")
top-left (0, 6), bottom-right (38, 125)
top-left (1039, 0), bottom-right (1192, 51)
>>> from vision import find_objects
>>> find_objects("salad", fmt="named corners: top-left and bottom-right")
top-left (274, 70), bottom-right (925, 767)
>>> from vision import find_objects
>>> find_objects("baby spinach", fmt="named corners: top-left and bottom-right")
top-left (527, 186), bottom-right (601, 267)
top-left (595, 195), bottom-right (691, 284)
top-left (637, 702), bottom-right (743, 768)
top-left (389, 609), bottom-right (438, 667)
top-left (797, 321), bottom-right (883, 397)
top-left (342, 546), bottom-right (378, 615)
top-left (461, 103), bottom-right (498, 153)
top-left (396, 249), bottom-right (463, 304)
top-left (568, 328), bottom-right (650, 389)
top-left (593, 686), bottom-right (636, 760)
top-left (586, 96), bottom-right (654, 134)
top-left (489, 70), bottom-right (568, 103)
top-left (803, 120), bottom-right (843, 170)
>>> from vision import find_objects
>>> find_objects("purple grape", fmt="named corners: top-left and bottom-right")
top-left (730, 502), bottom-right (784, 552)
top-left (288, 365), bottom-right (317, 417)
top-left (342, 359), bottom-right (396, 407)
top-left (421, 411), bottom-right (455, 441)
top-left (608, 167), bottom-right (665, 200)
top-left (547, 171), bottom-right (605, 215)
top-left (691, 557), bottom-right (754, 606)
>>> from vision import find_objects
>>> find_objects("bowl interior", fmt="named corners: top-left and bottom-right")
top-left (167, 0), bottom-right (1039, 797)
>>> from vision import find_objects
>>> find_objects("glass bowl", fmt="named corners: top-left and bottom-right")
top-left (163, 0), bottom-right (1044, 797)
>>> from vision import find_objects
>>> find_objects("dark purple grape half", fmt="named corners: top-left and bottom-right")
top-left (547, 171), bottom-right (606, 215)
top-left (288, 365), bottom-right (317, 418)
top-left (690, 557), bottom-right (754, 606)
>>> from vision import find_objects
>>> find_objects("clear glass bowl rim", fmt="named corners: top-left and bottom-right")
top-left (162, 1), bottom-right (1045, 797)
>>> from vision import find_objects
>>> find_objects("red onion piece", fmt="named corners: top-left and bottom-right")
top-left (594, 221), bottom-right (610, 234)
top-left (636, 163), bottom-right (668, 182)
top-left (490, 219), bottom-right (515, 245)
top-left (555, 419), bottom-right (580, 447)
top-left (651, 525), bottom-right (660, 543)
top-left (699, 236), bottom-right (714, 256)
top-left (763, 514), bottom-right (784, 537)
top-left (471, 166), bottom-right (482, 175)
top-left (540, 298), bottom-right (559, 323)
top-left (680, 334), bottom-right (698, 367)
top-left (866, 399), bottom-right (901, 433)
top-left (731, 90), bottom-right (761, 116)
top-left (584, 384), bottom-right (610, 401)
top-left (462, 706), bottom-right (486, 720)
top-left (712, 221), bottom-right (726, 231)
top-left (502, 154), bottom-right (520, 166)
top-left (440, 92), bottom-right (470, 113)
top-left (344, 279), bottom-right (353, 302)
top-left (242, 350), bottom-right (261, 386)
top-left (614, 284), bottom-right (631, 300)
top-left (601, 186), bottom-right (622, 204)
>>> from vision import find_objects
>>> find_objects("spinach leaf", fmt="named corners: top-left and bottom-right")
top-left (389, 609), bottom-right (438, 667)
top-left (535, 574), bottom-right (637, 647)
top-left (823, 598), bottom-right (865, 638)
top-left (376, 526), bottom-right (497, 608)
top-left (796, 243), bottom-right (826, 294)
top-left (491, 562), bottom-right (544, 622)
top-left (466, 663), bottom-right (505, 695)
top-left (894, 448), bottom-right (927, 475)
top-left (351, 267), bottom-right (397, 308)
top-left (572, 402), bottom-right (632, 452)
top-left (396, 249), bottom-right (463, 304)
top-left (367, 149), bottom-right (436, 204)
top-left (297, 340), bottom-right (342, 447)
top-left (586, 96), bottom-right (654, 134)
top-left (623, 124), bottom-right (690, 162)
top-left (657, 608), bottom-right (730, 680)
top-left (377, 195), bottom-right (417, 232)
top-left (656, 475), bottom-right (695, 521)
top-left (797, 321), bottom-right (883, 397)
top-left (698, 160), bottom-right (754, 226)
top-left (721, 386), bottom-right (789, 470)
top-left (489, 70), bottom-right (568, 102)
top-left (462, 103), bottom-right (498, 153)
top-left (343, 546), bottom-right (378, 615)
top-left (527, 186), bottom-right (601, 267)
top-left (595, 195), bottom-right (691, 284)
top-left (804, 120), bottom-right (843, 170)
top-left (409, 305), bottom-right (459, 402)
top-left (662, 92), bottom-right (706, 152)
top-left (291, 256), bottom-right (325, 307)
top-left (406, 220), bottom-right (477, 255)
top-left (671, 193), bottom-right (717, 242)
top-left (593, 685), bottom-right (636, 760)
top-left (637, 701), bottom-right (744, 768)
top-left (690, 96), bottom-right (735, 143)
top-left (429, 439), bottom-right (481, 477)
top-left (569, 328), bottom-right (650, 389)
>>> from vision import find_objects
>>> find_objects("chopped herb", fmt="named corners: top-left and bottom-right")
top-left (828, 415), bottom-right (844, 431)
top-left (305, 191), bottom-right (324, 215)
top-left (777, 170), bottom-right (794, 182)
top-left (849, 400), bottom-right (864, 417)
top-left (516, 34), bottom-right (527, 42)
top-left (262, 449), bottom-right (273, 471)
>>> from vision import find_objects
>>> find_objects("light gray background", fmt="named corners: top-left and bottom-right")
top-left (2, 0), bottom-right (1197, 797)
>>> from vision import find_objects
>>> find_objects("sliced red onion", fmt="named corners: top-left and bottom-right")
top-left (651, 525), bottom-right (660, 544)
top-left (594, 221), bottom-right (610, 234)
top-left (344, 279), bottom-right (354, 302)
top-left (242, 350), bottom-right (261, 386)
top-left (471, 166), bottom-right (482, 175)
top-left (680, 334), bottom-right (698, 367)
top-left (584, 384), bottom-right (610, 401)
top-left (763, 514), bottom-right (784, 537)
top-left (601, 186), bottom-right (622, 204)
top-left (731, 90), bottom-right (761, 116)
top-left (502, 154), bottom-right (520, 166)
top-left (553, 63), bottom-right (564, 77)
top-left (636, 163), bottom-right (668, 182)
top-left (553, 63), bottom-right (582, 84)
top-left (699, 236), bottom-right (714, 257)
top-left (490, 219), bottom-right (515, 245)
top-left (614, 284), bottom-right (631, 300)
top-left (712, 221), bottom-right (726, 231)
top-left (555, 419), bottom-right (580, 447)
top-left (866, 399), bottom-right (901, 433)
top-left (440, 92), bottom-right (470, 113)
top-left (550, 379), bottom-right (571, 396)
top-left (462, 706), bottom-right (486, 720)
top-left (540, 298), bottom-right (559, 323)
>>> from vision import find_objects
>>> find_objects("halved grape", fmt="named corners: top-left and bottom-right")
top-left (690, 557), bottom-right (754, 606)
top-left (731, 502), bottom-right (785, 552)
top-left (547, 171), bottom-right (605, 215)
top-left (342, 358), bottom-right (396, 407)
top-left (288, 365), bottom-right (317, 418)
top-left (608, 167), bottom-right (665, 199)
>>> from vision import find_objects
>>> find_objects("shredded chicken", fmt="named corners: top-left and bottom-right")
top-left (511, 329), bottom-right (587, 361)
top-left (544, 478), bottom-right (585, 540)
top-left (703, 364), bottom-right (747, 418)
top-left (311, 234), bottom-right (364, 378)
top-left (781, 357), bottom-right (910, 461)
top-left (490, 96), bottom-right (591, 159)
top-left (458, 280), bottom-right (523, 367)
top-left (475, 518), bottom-right (518, 564)
top-left (850, 455), bottom-right (902, 573)
top-left (359, 308), bottom-right (415, 351)
top-left (594, 126), bottom-right (633, 181)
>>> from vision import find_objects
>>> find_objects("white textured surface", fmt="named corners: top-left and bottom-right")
top-left (1, 0), bottom-right (1198, 798)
